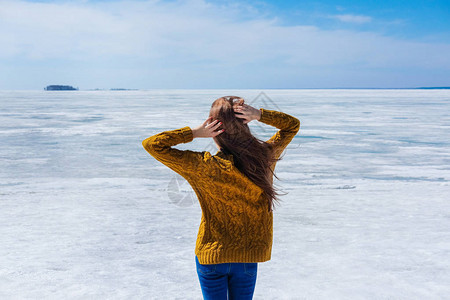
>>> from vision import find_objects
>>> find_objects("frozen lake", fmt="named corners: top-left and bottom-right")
top-left (0, 89), bottom-right (449, 299)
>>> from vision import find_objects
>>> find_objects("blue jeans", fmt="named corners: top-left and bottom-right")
top-left (195, 255), bottom-right (258, 300)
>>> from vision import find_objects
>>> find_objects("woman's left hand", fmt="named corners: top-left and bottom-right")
top-left (192, 117), bottom-right (225, 138)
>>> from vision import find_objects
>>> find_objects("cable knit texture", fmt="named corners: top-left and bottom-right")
top-left (142, 108), bottom-right (300, 264)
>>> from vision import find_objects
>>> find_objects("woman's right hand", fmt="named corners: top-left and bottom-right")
top-left (233, 103), bottom-right (262, 124)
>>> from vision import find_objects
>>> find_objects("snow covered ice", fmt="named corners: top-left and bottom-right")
top-left (0, 89), bottom-right (449, 299)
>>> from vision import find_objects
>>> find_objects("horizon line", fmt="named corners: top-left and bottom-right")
top-left (1, 87), bottom-right (450, 91)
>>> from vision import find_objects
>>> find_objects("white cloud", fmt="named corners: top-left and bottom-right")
top-left (0, 0), bottom-right (449, 88)
top-left (329, 14), bottom-right (373, 24)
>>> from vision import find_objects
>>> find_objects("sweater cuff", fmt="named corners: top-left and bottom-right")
top-left (181, 126), bottom-right (194, 143)
top-left (259, 108), bottom-right (271, 123)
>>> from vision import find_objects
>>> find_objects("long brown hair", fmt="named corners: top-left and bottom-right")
top-left (210, 96), bottom-right (288, 212)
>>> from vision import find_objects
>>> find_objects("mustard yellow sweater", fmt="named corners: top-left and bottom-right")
top-left (142, 108), bottom-right (300, 264)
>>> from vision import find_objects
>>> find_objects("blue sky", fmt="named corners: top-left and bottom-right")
top-left (223, 0), bottom-right (450, 39)
top-left (0, 0), bottom-right (449, 89)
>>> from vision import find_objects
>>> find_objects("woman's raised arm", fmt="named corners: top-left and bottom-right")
top-left (142, 126), bottom-right (204, 178)
top-left (258, 108), bottom-right (301, 160)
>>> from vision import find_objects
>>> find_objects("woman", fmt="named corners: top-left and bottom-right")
top-left (142, 96), bottom-right (300, 299)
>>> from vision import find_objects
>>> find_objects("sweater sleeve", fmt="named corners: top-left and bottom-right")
top-left (258, 108), bottom-right (301, 159)
top-left (142, 126), bottom-right (204, 178)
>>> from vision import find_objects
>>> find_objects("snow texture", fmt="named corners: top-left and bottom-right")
top-left (0, 89), bottom-right (449, 299)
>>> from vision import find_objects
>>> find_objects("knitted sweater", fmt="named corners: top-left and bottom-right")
top-left (142, 108), bottom-right (300, 264)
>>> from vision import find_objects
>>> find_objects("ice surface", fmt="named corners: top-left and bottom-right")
top-left (0, 89), bottom-right (449, 299)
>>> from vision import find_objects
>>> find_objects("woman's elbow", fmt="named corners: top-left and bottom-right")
top-left (142, 138), bottom-right (155, 153)
top-left (292, 118), bottom-right (301, 133)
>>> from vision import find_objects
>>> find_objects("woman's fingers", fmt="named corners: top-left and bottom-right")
top-left (211, 121), bottom-right (224, 136)
top-left (206, 119), bottom-right (219, 128)
top-left (203, 116), bottom-right (213, 127)
top-left (204, 118), bottom-right (223, 135)
top-left (212, 120), bottom-right (222, 130)
top-left (194, 117), bottom-right (224, 138)
top-left (234, 109), bottom-right (250, 123)
top-left (213, 129), bottom-right (224, 137)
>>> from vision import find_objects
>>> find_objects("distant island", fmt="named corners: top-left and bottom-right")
top-left (45, 85), bottom-right (78, 91)
top-left (110, 88), bottom-right (139, 91)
